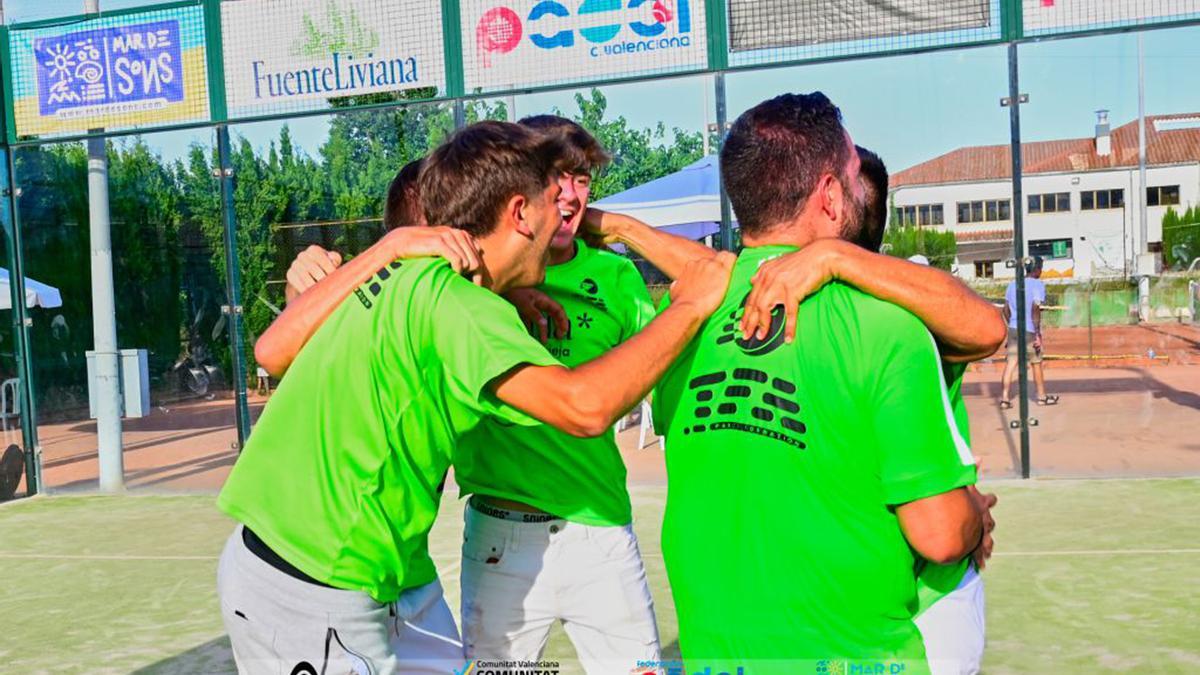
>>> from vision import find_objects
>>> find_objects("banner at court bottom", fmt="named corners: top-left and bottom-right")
top-left (1023, 0), bottom-right (1200, 35)
top-left (462, 0), bottom-right (708, 92)
top-left (7, 5), bottom-right (209, 137)
top-left (221, 0), bottom-right (447, 114)
top-left (727, 0), bottom-right (991, 52)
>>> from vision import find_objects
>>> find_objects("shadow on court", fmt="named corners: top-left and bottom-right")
top-left (131, 636), bottom-right (234, 675)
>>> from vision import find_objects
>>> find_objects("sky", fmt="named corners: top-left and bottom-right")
top-left (5, 0), bottom-right (1200, 174)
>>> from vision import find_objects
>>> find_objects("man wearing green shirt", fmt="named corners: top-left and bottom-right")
top-left (262, 117), bottom-right (669, 673)
top-left (215, 120), bottom-right (733, 674)
top-left (592, 93), bottom-right (987, 672)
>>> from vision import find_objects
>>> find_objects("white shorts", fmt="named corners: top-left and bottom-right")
top-left (460, 499), bottom-right (660, 674)
top-left (217, 526), bottom-right (464, 675)
top-left (915, 566), bottom-right (986, 675)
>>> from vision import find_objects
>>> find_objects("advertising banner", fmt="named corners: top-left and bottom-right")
top-left (8, 5), bottom-right (209, 137)
top-left (728, 0), bottom-right (991, 53)
top-left (221, 0), bottom-right (447, 114)
top-left (1024, 0), bottom-right (1200, 36)
top-left (463, 0), bottom-right (708, 92)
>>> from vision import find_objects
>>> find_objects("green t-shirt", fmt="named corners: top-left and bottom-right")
top-left (217, 258), bottom-right (559, 603)
top-left (652, 245), bottom-right (977, 672)
top-left (916, 361), bottom-right (976, 616)
top-left (455, 240), bottom-right (656, 526)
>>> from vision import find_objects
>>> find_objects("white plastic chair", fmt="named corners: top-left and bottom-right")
top-left (0, 378), bottom-right (19, 432)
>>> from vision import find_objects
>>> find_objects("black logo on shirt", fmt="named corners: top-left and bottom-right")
top-left (355, 261), bottom-right (404, 309)
top-left (580, 278), bottom-right (599, 295)
top-left (684, 369), bottom-right (806, 449)
top-left (715, 293), bottom-right (787, 357)
top-left (576, 312), bottom-right (594, 330)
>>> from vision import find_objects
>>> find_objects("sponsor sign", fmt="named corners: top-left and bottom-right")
top-left (221, 0), bottom-right (446, 112)
top-left (8, 6), bottom-right (208, 136)
top-left (1024, 0), bottom-right (1200, 35)
top-left (463, 0), bottom-right (708, 91)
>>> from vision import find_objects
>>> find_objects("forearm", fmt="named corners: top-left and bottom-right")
top-left (255, 243), bottom-right (395, 377)
top-left (606, 212), bottom-right (716, 280)
top-left (897, 488), bottom-right (983, 565)
top-left (832, 243), bottom-right (1006, 362)
top-left (494, 301), bottom-right (707, 436)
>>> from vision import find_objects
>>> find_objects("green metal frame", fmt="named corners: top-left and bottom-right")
top-left (441, 0), bottom-right (465, 100)
top-left (1, 0), bottom-right (1199, 145)
top-left (1, 26), bottom-right (17, 145)
top-left (5, 0), bottom-right (201, 31)
top-left (0, 148), bottom-right (41, 496)
top-left (202, 0), bottom-right (228, 122)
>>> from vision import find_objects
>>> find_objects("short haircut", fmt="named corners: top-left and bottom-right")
top-left (419, 121), bottom-right (580, 237)
top-left (853, 146), bottom-right (889, 253)
top-left (518, 114), bottom-right (611, 174)
top-left (720, 92), bottom-right (851, 236)
top-left (1026, 256), bottom-right (1044, 276)
top-left (383, 158), bottom-right (425, 231)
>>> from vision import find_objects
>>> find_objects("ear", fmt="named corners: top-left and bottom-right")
top-left (818, 173), bottom-right (844, 223)
top-left (504, 193), bottom-right (533, 238)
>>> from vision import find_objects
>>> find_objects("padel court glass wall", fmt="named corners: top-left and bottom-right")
top-left (2, 0), bottom-right (1199, 498)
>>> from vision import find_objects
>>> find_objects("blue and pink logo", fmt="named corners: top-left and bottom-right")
top-left (477, 0), bottom-right (693, 66)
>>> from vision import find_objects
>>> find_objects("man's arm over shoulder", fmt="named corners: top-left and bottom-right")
top-left (491, 254), bottom-right (734, 437)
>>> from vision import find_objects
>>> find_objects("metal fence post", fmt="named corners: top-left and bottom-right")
top-left (1004, 42), bottom-right (1032, 479)
top-left (216, 126), bottom-right (252, 448)
top-left (1, 146), bottom-right (41, 495)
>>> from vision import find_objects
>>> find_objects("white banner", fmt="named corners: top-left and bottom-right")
top-left (462, 0), bottom-right (708, 91)
top-left (221, 0), bottom-right (446, 112)
top-left (728, 0), bottom-right (991, 53)
top-left (1024, 0), bottom-right (1200, 34)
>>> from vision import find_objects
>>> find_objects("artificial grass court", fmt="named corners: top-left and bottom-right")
top-left (1, 480), bottom-right (1197, 673)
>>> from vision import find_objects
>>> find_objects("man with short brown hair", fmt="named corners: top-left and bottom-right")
top-left (217, 120), bottom-right (732, 674)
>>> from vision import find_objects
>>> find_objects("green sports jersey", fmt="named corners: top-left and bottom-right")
top-left (653, 245), bottom-right (977, 672)
top-left (218, 258), bottom-right (558, 603)
top-left (916, 361), bottom-right (976, 615)
top-left (455, 240), bottom-right (656, 526)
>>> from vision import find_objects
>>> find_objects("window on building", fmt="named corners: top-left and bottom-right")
top-left (1028, 192), bottom-right (1071, 214)
top-left (974, 260), bottom-right (998, 278)
top-left (956, 199), bottom-right (1011, 223)
top-left (1029, 238), bottom-right (1073, 260)
top-left (1147, 185), bottom-right (1181, 207)
top-left (1081, 188), bottom-right (1124, 210)
top-left (892, 203), bottom-right (944, 226)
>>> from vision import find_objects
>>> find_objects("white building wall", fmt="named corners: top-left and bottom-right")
top-left (891, 162), bottom-right (1200, 280)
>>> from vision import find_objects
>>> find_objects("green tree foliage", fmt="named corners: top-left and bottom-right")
top-left (882, 223), bottom-right (957, 271)
top-left (1162, 206), bottom-right (1200, 270)
top-left (11, 89), bottom-right (698, 407)
top-left (569, 90), bottom-right (703, 200)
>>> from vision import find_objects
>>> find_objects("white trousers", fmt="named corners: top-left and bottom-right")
top-left (459, 502), bottom-right (661, 675)
top-left (217, 527), bottom-right (464, 675)
top-left (915, 567), bottom-right (986, 675)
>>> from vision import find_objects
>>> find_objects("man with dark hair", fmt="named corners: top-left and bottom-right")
top-left (216, 120), bottom-right (733, 674)
top-left (256, 115), bottom-right (666, 673)
top-left (589, 92), bottom-right (991, 671)
top-left (856, 155), bottom-right (993, 675)
top-left (854, 145), bottom-right (889, 253)
top-left (452, 115), bottom-right (661, 673)
top-left (384, 157), bottom-right (426, 231)
top-left (658, 91), bottom-right (982, 670)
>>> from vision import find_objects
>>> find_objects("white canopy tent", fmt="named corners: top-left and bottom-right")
top-left (0, 268), bottom-right (63, 311)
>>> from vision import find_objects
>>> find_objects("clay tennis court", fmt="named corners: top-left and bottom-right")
top-left (11, 321), bottom-right (1198, 494)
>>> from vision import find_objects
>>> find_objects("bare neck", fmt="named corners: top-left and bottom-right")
top-left (741, 220), bottom-right (820, 249)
